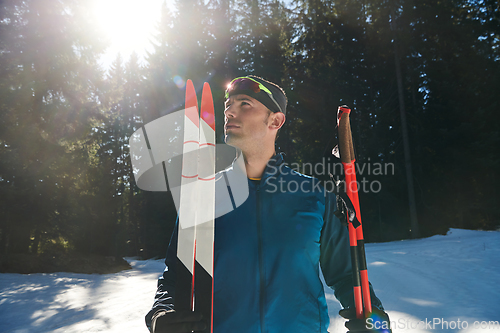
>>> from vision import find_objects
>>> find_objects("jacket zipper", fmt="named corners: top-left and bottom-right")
top-left (256, 186), bottom-right (266, 333)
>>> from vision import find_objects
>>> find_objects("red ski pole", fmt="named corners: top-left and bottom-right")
top-left (337, 105), bottom-right (372, 319)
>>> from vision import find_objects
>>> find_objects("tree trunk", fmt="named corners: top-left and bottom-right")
top-left (31, 228), bottom-right (41, 254)
top-left (393, 36), bottom-right (420, 238)
top-left (0, 226), bottom-right (8, 255)
top-left (9, 224), bottom-right (31, 254)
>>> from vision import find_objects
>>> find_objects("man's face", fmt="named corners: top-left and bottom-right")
top-left (224, 94), bottom-right (274, 149)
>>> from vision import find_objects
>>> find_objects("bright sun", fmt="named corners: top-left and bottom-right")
top-left (91, 0), bottom-right (164, 61)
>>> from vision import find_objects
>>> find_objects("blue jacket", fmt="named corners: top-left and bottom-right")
top-left (146, 154), bottom-right (383, 332)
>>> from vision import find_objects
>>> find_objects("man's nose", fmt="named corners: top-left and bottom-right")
top-left (224, 104), bottom-right (235, 118)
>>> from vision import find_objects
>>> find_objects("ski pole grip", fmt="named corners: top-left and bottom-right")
top-left (337, 105), bottom-right (353, 164)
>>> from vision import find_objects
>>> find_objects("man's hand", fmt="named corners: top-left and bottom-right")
top-left (339, 307), bottom-right (392, 333)
top-left (151, 310), bottom-right (207, 333)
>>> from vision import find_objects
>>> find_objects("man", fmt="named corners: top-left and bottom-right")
top-left (146, 76), bottom-right (390, 332)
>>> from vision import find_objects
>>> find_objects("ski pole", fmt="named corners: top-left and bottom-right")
top-left (337, 105), bottom-right (372, 319)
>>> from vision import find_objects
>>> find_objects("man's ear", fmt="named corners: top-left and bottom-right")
top-left (270, 112), bottom-right (286, 130)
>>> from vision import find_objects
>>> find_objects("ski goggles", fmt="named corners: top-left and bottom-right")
top-left (225, 77), bottom-right (284, 114)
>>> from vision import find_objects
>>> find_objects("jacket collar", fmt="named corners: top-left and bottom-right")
top-left (260, 153), bottom-right (285, 185)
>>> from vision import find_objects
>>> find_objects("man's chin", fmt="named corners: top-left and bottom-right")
top-left (224, 135), bottom-right (238, 148)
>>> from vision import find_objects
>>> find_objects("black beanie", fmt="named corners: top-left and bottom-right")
top-left (226, 75), bottom-right (287, 116)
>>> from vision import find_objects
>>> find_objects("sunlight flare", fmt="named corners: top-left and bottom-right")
top-left (91, 0), bottom-right (163, 59)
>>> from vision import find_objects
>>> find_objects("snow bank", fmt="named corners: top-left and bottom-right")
top-left (326, 229), bottom-right (500, 333)
top-left (0, 258), bottom-right (165, 333)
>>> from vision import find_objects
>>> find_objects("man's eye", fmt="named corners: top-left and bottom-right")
top-left (241, 102), bottom-right (249, 106)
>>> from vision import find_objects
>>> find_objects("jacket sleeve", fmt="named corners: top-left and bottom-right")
top-left (320, 192), bottom-right (384, 310)
top-left (144, 219), bottom-right (179, 331)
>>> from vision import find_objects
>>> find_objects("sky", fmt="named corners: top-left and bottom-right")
top-left (92, 0), bottom-right (172, 70)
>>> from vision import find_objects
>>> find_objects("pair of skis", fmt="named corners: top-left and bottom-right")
top-left (175, 80), bottom-right (215, 333)
top-left (336, 105), bottom-right (372, 319)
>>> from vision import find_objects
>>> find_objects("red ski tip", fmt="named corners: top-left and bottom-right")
top-left (185, 80), bottom-right (199, 127)
top-left (201, 82), bottom-right (216, 131)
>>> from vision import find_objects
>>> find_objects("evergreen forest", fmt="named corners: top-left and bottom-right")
top-left (1, 0), bottom-right (499, 260)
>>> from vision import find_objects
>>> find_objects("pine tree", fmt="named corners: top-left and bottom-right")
top-left (0, 0), bottom-right (105, 254)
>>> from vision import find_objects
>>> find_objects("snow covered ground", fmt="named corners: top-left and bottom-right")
top-left (1, 228), bottom-right (499, 333)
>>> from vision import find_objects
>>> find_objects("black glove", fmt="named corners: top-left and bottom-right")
top-left (151, 310), bottom-right (207, 333)
top-left (339, 307), bottom-right (392, 333)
